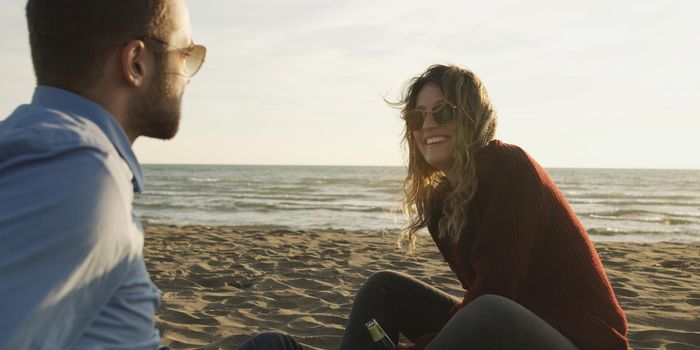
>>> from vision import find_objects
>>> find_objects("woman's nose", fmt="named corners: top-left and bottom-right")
top-left (421, 112), bottom-right (439, 129)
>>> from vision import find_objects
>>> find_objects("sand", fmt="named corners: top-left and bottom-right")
top-left (144, 225), bottom-right (700, 350)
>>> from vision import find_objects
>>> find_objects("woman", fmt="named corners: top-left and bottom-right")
top-left (339, 65), bottom-right (628, 350)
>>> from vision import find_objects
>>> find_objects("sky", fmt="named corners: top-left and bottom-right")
top-left (1, 0), bottom-right (698, 169)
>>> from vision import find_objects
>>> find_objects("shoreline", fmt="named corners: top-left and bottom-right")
top-left (144, 224), bottom-right (700, 350)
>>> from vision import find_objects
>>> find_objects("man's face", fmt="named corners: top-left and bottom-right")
top-left (134, 0), bottom-right (193, 140)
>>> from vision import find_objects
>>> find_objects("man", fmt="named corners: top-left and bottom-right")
top-left (0, 1), bottom-right (301, 349)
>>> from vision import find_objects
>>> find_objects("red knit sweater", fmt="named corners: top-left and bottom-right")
top-left (417, 140), bottom-right (628, 350)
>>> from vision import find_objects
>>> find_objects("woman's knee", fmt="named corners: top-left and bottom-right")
top-left (237, 332), bottom-right (303, 350)
top-left (452, 294), bottom-right (519, 330)
top-left (441, 295), bottom-right (578, 349)
top-left (358, 270), bottom-right (403, 295)
top-left (467, 294), bottom-right (514, 312)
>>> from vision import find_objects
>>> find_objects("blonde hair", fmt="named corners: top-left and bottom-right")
top-left (394, 64), bottom-right (497, 252)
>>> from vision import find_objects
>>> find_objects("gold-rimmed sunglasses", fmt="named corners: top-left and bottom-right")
top-left (141, 36), bottom-right (206, 78)
top-left (403, 101), bottom-right (457, 131)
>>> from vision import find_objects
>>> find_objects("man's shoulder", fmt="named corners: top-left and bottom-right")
top-left (0, 104), bottom-right (116, 164)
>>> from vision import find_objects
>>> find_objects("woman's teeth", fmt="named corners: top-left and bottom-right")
top-left (426, 136), bottom-right (446, 145)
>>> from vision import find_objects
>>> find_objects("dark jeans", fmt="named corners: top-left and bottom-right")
top-left (237, 332), bottom-right (304, 350)
top-left (339, 270), bottom-right (579, 350)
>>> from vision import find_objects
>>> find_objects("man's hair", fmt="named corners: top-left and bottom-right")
top-left (26, 0), bottom-right (174, 92)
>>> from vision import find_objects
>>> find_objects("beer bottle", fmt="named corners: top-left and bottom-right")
top-left (365, 318), bottom-right (396, 349)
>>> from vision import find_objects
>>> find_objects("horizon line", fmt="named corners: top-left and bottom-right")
top-left (139, 162), bottom-right (700, 171)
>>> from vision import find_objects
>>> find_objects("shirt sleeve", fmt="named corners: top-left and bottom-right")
top-left (0, 146), bottom-right (141, 350)
top-left (453, 145), bottom-right (550, 312)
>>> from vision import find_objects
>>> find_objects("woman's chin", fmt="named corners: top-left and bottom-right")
top-left (424, 157), bottom-right (453, 173)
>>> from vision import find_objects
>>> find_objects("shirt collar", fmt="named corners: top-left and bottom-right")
top-left (31, 85), bottom-right (145, 193)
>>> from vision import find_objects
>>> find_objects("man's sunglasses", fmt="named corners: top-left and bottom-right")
top-left (142, 36), bottom-right (207, 78)
top-left (403, 102), bottom-right (457, 131)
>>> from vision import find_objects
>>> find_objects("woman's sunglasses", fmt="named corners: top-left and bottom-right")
top-left (403, 102), bottom-right (457, 131)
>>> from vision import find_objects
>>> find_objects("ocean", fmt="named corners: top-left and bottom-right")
top-left (134, 165), bottom-right (700, 243)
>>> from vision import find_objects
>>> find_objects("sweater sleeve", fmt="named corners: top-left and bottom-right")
top-left (452, 144), bottom-right (550, 313)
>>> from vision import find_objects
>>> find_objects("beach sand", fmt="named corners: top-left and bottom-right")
top-left (144, 225), bottom-right (700, 350)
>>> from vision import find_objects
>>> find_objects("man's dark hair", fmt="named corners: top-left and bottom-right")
top-left (26, 0), bottom-right (173, 92)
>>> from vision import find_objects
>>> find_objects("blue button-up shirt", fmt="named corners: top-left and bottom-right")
top-left (0, 86), bottom-right (161, 349)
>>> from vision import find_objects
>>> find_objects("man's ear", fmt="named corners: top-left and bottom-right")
top-left (121, 40), bottom-right (148, 87)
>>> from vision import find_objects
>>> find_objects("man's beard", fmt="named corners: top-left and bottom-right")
top-left (131, 66), bottom-right (183, 140)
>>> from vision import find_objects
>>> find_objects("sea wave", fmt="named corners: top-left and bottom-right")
top-left (188, 177), bottom-right (222, 183)
top-left (587, 228), bottom-right (699, 243)
top-left (568, 198), bottom-right (700, 207)
top-left (581, 209), bottom-right (699, 225)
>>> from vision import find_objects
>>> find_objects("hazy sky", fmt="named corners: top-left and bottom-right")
top-left (1, 1), bottom-right (698, 168)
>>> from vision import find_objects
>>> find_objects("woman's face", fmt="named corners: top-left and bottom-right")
top-left (411, 84), bottom-right (460, 172)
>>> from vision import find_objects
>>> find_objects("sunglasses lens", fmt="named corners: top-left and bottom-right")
top-left (404, 111), bottom-right (425, 131)
top-left (433, 103), bottom-right (455, 124)
top-left (185, 45), bottom-right (207, 77)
